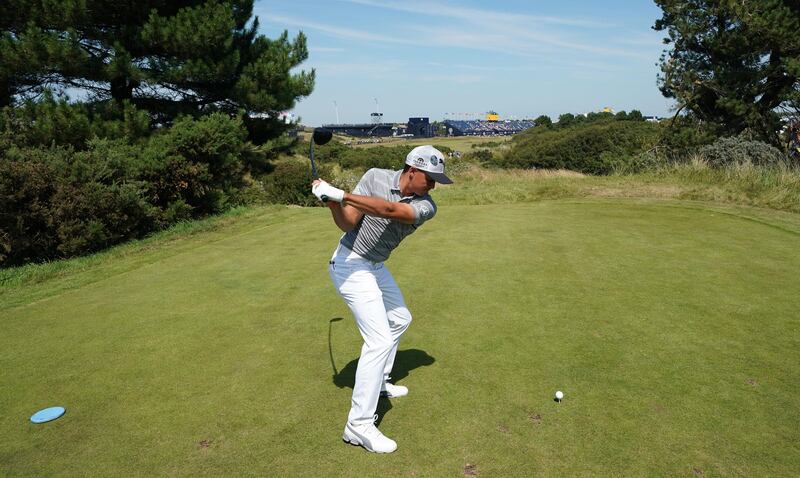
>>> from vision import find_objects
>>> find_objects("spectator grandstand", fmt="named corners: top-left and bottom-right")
top-left (444, 118), bottom-right (536, 136)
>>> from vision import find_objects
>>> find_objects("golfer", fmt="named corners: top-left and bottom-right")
top-left (311, 145), bottom-right (452, 453)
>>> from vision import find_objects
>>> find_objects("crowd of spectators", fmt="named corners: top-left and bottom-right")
top-left (444, 119), bottom-right (536, 136)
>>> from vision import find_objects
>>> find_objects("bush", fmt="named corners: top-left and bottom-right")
top-left (0, 113), bottom-right (255, 266)
top-left (471, 141), bottom-right (502, 149)
top-left (49, 181), bottom-right (156, 258)
top-left (0, 152), bottom-right (60, 264)
top-left (0, 146), bottom-right (157, 265)
top-left (261, 160), bottom-right (320, 206)
top-left (501, 120), bottom-right (661, 174)
top-left (465, 149), bottom-right (494, 165)
top-left (150, 113), bottom-right (250, 214)
top-left (697, 136), bottom-right (786, 168)
top-left (338, 146), bottom-right (408, 170)
top-left (657, 116), bottom-right (718, 158)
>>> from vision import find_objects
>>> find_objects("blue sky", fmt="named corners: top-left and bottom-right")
top-left (255, 0), bottom-right (675, 126)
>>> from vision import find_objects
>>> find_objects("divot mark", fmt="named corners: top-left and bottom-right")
top-left (464, 463), bottom-right (478, 477)
top-left (529, 413), bottom-right (542, 424)
top-left (746, 378), bottom-right (758, 387)
top-left (693, 467), bottom-right (705, 477)
top-left (498, 424), bottom-right (510, 433)
top-left (199, 439), bottom-right (213, 449)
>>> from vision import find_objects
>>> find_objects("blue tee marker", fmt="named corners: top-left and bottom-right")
top-left (30, 407), bottom-right (65, 424)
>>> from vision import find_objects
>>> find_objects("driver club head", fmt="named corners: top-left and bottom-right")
top-left (312, 128), bottom-right (333, 146)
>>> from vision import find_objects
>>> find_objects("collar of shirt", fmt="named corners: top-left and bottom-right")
top-left (391, 169), bottom-right (415, 201)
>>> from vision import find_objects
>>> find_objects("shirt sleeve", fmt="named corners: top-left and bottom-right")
top-left (353, 169), bottom-right (375, 195)
top-left (410, 197), bottom-right (437, 226)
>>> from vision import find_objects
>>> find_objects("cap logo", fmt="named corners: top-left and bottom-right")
top-left (414, 156), bottom-right (426, 167)
top-left (430, 155), bottom-right (439, 166)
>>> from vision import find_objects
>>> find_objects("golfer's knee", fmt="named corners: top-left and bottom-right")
top-left (390, 307), bottom-right (412, 328)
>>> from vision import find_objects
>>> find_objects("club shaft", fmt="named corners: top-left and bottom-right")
top-left (309, 142), bottom-right (319, 179)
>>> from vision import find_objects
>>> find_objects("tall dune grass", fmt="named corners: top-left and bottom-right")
top-left (437, 157), bottom-right (800, 213)
top-left (640, 156), bottom-right (800, 212)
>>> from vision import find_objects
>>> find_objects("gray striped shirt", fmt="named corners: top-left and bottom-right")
top-left (339, 168), bottom-right (437, 262)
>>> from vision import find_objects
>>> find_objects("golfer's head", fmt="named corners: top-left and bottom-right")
top-left (403, 165), bottom-right (436, 195)
top-left (404, 145), bottom-right (453, 186)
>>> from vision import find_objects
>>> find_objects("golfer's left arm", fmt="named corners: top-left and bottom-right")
top-left (312, 180), bottom-right (416, 224)
top-left (325, 201), bottom-right (363, 232)
top-left (342, 193), bottom-right (416, 224)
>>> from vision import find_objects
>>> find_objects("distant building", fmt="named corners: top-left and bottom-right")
top-left (322, 116), bottom-right (432, 138)
top-left (407, 117), bottom-right (433, 138)
top-left (321, 122), bottom-right (393, 137)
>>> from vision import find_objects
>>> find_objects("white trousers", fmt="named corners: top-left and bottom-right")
top-left (329, 245), bottom-right (412, 426)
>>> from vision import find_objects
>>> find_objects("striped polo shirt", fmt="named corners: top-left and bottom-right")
top-left (339, 168), bottom-right (437, 262)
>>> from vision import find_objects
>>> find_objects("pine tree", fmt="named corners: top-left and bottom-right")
top-left (0, 1), bottom-right (313, 130)
top-left (654, 0), bottom-right (800, 145)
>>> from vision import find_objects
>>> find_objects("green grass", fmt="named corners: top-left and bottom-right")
top-left (2, 195), bottom-right (800, 476)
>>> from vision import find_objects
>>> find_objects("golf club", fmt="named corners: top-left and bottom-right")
top-left (309, 128), bottom-right (333, 201)
top-left (309, 128), bottom-right (333, 179)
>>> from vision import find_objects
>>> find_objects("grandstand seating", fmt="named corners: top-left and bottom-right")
top-left (444, 119), bottom-right (536, 136)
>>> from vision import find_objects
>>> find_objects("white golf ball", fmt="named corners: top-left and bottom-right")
top-left (555, 391), bottom-right (564, 400)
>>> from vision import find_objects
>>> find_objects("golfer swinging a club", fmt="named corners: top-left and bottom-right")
top-left (312, 145), bottom-right (452, 454)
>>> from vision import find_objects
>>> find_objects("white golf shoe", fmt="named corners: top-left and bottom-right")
top-left (380, 382), bottom-right (408, 398)
top-left (342, 419), bottom-right (398, 453)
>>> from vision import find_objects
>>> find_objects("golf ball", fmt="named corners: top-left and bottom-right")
top-left (555, 391), bottom-right (564, 400)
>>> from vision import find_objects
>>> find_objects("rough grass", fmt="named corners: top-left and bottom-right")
top-left (433, 162), bottom-right (800, 214)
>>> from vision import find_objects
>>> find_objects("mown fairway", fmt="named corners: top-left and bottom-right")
top-left (2, 199), bottom-right (799, 477)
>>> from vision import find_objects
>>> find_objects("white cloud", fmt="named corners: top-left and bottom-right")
top-left (343, 0), bottom-right (616, 28)
top-left (339, 0), bottom-right (651, 60)
top-left (261, 3), bottom-right (652, 62)
top-left (262, 13), bottom-right (422, 46)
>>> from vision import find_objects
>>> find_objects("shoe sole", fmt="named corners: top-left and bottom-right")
top-left (379, 391), bottom-right (408, 398)
top-left (342, 430), bottom-right (397, 453)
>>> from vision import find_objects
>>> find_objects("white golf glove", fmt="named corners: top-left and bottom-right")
top-left (312, 180), bottom-right (345, 203)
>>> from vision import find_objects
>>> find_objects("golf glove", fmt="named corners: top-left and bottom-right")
top-left (312, 180), bottom-right (345, 203)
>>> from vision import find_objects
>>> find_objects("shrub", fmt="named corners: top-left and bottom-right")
top-left (49, 181), bottom-right (156, 257)
top-left (0, 113), bottom-right (255, 266)
top-left (657, 116), bottom-right (718, 158)
top-left (465, 149), bottom-right (494, 165)
top-left (697, 136), bottom-right (786, 168)
top-left (502, 120), bottom-right (661, 174)
top-left (0, 146), bottom-right (157, 265)
top-left (337, 146), bottom-right (408, 170)
top-left (157, 113), bottom-right (248, 208)
top-left (261, 160), bottom-right (320, 206)
top-left (471, 141), bottom-right (502, 149)
top-left (0, 151), bottom-right (60, 264)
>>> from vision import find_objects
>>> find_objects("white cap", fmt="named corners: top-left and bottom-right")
top-left (404, 145), bottom-right (453, 184)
